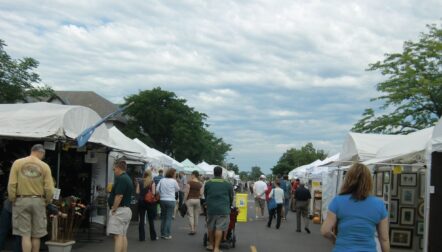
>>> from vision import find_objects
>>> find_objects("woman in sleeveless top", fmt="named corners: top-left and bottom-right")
top-left (136, 169), bottom-right (157, 241)
top-left (185, 170), bottom-right (203, 235)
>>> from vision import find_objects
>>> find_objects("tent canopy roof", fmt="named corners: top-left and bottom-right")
top-left (339, 132), bottom-right (402, 162)
top-left (0, 102), bottom-right (112, 146)
top-left (181, 159), bottom-right (205, 174)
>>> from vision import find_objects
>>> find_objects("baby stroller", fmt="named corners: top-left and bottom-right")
top-left (203, 207), bottom-right (239, 249)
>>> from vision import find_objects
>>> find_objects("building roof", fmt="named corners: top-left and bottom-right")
top-left (49, 91), bottom-right (127, 124)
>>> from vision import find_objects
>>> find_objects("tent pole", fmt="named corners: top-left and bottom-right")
top-left (56, 142), bottom-right (61, 187)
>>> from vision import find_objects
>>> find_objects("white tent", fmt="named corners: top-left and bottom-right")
top-left (363, 127), bottom-right (433, 165)
top-left (181, 159), bottom-right (205, 175)
top-left (108, 127), bottom-right (146, 161)
top-left (289, 159), bottom-right (323, 180)
top-left (133, 138), bottom-right (183, 171)
top-left (0, 102), bottom-right (112, 147)
top-left (339, 132), bottom-right (402, 163)
top-left (197, 161), bottom-right (215, 176)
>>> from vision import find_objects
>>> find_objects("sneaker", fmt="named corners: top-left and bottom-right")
top-left (164, 236), bottom-right (172, 240)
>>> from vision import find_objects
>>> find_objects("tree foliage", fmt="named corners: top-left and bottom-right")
top-left (226, 162), bottom-right (239, 174)
top-left (123, 87), bottom-right (231, 164)
top-left (239, 171), bottom-right (249, 181)
top-left (0, 39), bottom-right (53, 103)
top-left (249, 166), bottom-right (264, 181)
top-left (353, 24), bottom-right (442, 134)
top-left (271, 143), bottom-right (327, 175)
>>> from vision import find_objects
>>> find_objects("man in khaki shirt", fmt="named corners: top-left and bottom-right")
top-left (8, 144), bottom-right (54, 252)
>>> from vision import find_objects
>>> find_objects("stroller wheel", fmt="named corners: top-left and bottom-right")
top-left (203, 233), bottom-right (208, 247)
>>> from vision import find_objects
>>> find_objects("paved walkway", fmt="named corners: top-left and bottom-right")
top-left (71, 196), bottom-right (333, 252)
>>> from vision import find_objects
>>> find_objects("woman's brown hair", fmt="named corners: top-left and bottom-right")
top-left (339, 163), bottom-right (373, 200)
top-left (165, 168), bottom-right (176, 178)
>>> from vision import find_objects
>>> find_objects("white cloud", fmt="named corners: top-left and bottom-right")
top-left (0, 0), bottom-right (440, 172)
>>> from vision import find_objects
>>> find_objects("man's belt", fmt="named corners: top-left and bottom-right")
top-left (17, 195), bottom-right (44, 198)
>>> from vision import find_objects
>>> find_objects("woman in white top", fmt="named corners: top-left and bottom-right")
top-left (156, 168), bottom-right (179, 239)
top-left (267, 180), bottom-right (284, 229)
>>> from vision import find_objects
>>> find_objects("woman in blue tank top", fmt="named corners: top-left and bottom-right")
top-left (321, 163), bottom-right (390, 252)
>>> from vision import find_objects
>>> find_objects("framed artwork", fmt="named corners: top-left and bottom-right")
top-left (400, 207), bottom-right (415, 226)
top-left (400, 173), bottom-right (417, 187)
top-left (401, 188), bottom-right (416, 205)
top-left (376, 172), bottom-right (383, 196)
top-left (420, 237), bottom-right (424, 250)
top-left (417, 221), bottom-right (424, 236)
top-left (390, 199), bottom-right (398, 224)
top-left (420, 173), bottom-right (426, 198)
top-left (418, 201), bottom-right (424, 219)
top-left (384, 172), bottom-right (390, 184)
top-left (391, 174), bottom-right (398, 197)
top-left (383, 185), bottom-right (389, 202)
top-left (390, 228), bottom-right (413, 249)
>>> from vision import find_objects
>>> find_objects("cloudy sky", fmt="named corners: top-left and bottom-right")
top-left (1, 0), bottom-right (440, 173)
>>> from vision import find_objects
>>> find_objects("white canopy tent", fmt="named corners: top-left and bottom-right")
top-left (108, 127), bottom-right (146, 161)
top-left (133, 138), bottom-right (183, 171)
top-left (181, 159), bottom-right (205, 175)
top-left (288, 159), bottom-right (323, 180)
top-left (197, 161), bottom-right (215, 176)
top-left (339, 132), bottom-right (402, 163)
top-left (0, 102), bottom-right (113, 146)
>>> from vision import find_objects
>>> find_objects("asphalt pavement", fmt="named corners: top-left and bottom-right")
top-left (70, 194), bottom-right (333, 252)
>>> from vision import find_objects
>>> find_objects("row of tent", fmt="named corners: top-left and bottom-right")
top-left (0, 102), bottom-right (237, 179)
top-left (289, 125), bottom-right (434, 180)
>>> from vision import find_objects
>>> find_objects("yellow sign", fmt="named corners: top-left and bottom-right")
top-left (312, 181), bottom-right (321, 188)
top-left (393, 165), bottom-right (403, 175)
top-left (236, 193), bottom-right (248, 222)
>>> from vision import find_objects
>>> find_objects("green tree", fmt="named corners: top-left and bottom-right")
top-left (239, 171), bottom-right (249, 181)
top-left (249, 166), bottom-right (263, 181)
top-left (226, 162), bottom-right (239, 174)
top-left (272, 143), bottom-right (327, 175)
top-left (0, 39), bottom-right (53, 103)
top-left (123, 87), bottom-right (231, 163)
top-left (353, 24), bottom-right (442, 134)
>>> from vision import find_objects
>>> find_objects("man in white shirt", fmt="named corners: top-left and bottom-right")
top-left (253, 175), bottom-right (267, 219)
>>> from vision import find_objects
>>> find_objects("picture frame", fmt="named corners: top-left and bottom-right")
top-left (391, 174), bottom-right (398, 197)
top-left (418, 201), bottom-right (424, 219)
top-left (390, 228), bottom-right (413, 249)
top-left (401, 188), bottom-right (416, 205)
top-left (376, 172), bottom-right (383, 197)
top-left (420, 237), bottom-right (424, 250)
top-left (417, 221), bottom-right (424, 236)
top-left (390, 199), bottom-right (398, 224)
top-left (400, 207), bottom-right (415, 226)
top-left (383, 184), bottom-right (389, 202)
top-left (400, 173), bottom-right (417, 187)
top-left (420, 173), bottom-right (426, 198)
top-left (384, 171), bottom-right (390, 184)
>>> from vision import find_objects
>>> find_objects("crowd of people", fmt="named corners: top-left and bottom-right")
top-left (0, 144), bottom-right (390, 252)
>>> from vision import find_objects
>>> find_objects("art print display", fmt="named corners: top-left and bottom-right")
top-left (391, 174), bottom-right (398, 197)
top-left (400, 207), bottom-right (415, 226)
top-left (384, 171), bottom-right (390, 184)
top-left (400, 173), bottom-right (417, 187)
top-left (389, 199), bottom-right (398, 224)
top-left (383, 184), bottom-right (389, 202)
top-left (401, 188), bottom-right (416, 205)
top-left (390, 228), bottom-right (413, 249)
top-left (417, 221), bottom-right (424, 236)
top-left (420, 237), bottom-right (424, 250)
top-left (376, 172), bottom-right (383, 197)
top-left (420, 173), bottom-right (426, 198)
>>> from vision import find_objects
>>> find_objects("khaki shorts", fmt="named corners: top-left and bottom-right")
top-left (207, 215), bottom-right (229, 231)
top-left (255, 197), bottom-right (266, 210)
top-left (12, 197), bottom-right (47, 238)
top-left (107, 207), bottom-right (132, 236)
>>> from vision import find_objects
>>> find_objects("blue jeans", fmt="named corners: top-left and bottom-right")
top-left (0, 208), bottom-right (21, 252)
top-left (160, 201), bottom-right (175, 237)
top-left (284, 196), bottom-right (290, 218)
top-left (138, 201), bottom-right (157, 241)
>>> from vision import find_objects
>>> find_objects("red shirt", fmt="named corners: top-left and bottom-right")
top-left (291, 181), bottom-right (299, 193)
top-left (265, 184), bottom-right (273, 201)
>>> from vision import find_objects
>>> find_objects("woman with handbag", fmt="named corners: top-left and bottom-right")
top-left (267, 180), bottom-right (284, 229)
top-left (185, 170), bottom-right (203, 235)
top-left (135, 169), bottom-right (158, 241)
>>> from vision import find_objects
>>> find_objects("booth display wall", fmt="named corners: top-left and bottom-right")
top-left (429, 152), bottom-right (442, 252)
